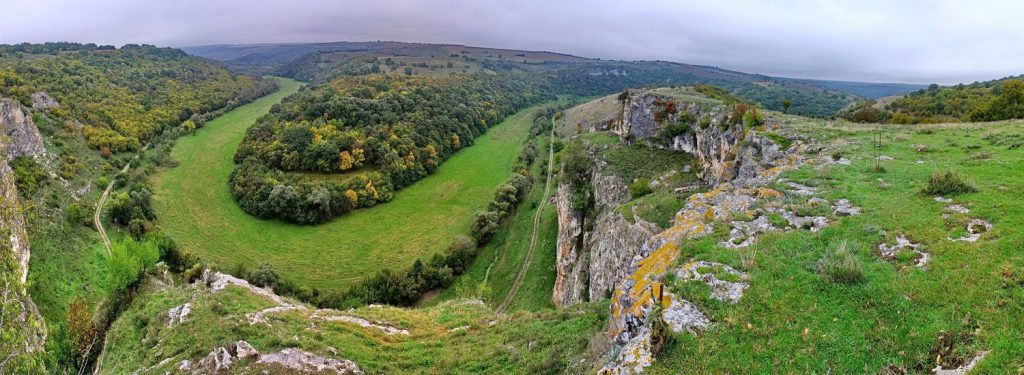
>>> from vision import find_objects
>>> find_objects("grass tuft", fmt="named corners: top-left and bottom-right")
top-left (920, 171), bottom-right (976, 196)
top-left (818, 241), bottom-right (866, 285)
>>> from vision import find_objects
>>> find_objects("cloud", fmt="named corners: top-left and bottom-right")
top-left (1, 0), bottom-right (1022, 84)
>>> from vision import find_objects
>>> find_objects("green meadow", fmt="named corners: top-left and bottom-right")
top-left (153, 77), bottom-right (551, 289)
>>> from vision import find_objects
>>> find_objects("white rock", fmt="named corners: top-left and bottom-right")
top-left (833, 199), bottom-right (861, 216)
top-left (255, 348), bottom-right (363, 374)
top-left (235, 340), bottom-right (259, 359)
top-left (933, 350), bottom-right (989, 375)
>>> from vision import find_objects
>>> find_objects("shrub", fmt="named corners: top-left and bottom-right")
top-left (249, 262), bottom-right (282, 289)
top-left (471, 211), bottom-right (501, 244)
top-left (819, 241), bottom-right (866, 285)
top-left (921, 171), bottom-right (976, 196)
top-left (629, 179), bottom-right (653, 199)
top-left (10, 156), bottom-right (45, 194)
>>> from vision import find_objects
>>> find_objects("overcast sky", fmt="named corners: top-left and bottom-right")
top-left (2, 0), bottom-right (1021, 84)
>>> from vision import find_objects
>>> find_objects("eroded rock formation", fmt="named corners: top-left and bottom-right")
top-left (0, 98), bottom-right (47, 162)
top-left (0, 146), bottom-right (47, 371)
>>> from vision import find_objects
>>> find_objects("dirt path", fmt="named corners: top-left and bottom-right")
top-left (95, 162), bottom-right (131, 257)
top-left (496, 125), bottom-right (556, 313)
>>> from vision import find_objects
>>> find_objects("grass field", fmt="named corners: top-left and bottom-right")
top-left (435, 135), bottom-right (560, 311)
top-left (649, 119), bottom-right (1024, 372)
top-left (153, 78), bottom-right (551, 289)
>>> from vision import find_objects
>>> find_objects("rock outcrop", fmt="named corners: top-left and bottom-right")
top-left (554, 92), bottom-right (794, 309)
top-left (616, 92), bottom-right (791, 187)
top-left (552, 169), bottom-right (660, 307)
top-left (0, 147), bottom-right (47, 371)
top-left (0, 98), bottom-right (46, 162)
top-left (30, 92), bottom-right (59, 110)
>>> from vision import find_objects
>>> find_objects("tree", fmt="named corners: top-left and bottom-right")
top-left (781, 99), bottom-right (792, 114)
top-left (66, 298), bottom-right (96, 362)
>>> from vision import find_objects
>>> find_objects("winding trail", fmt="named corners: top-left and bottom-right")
top-left (95, 162), bottom-right (131, 257)
top-left (496, 125), bottom-right (555, 313)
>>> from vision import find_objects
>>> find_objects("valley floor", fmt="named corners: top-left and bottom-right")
top-left (152, 83), bottom-right (556, 289)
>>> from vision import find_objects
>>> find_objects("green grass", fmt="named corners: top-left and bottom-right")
top-left (434, 136), bottom-right (560, 311)
top-left (153, 78), bottom-right (553, 289)
top-left (649, 119), bottom-right (1024, 373)
top-left (99, 278), bottom-right (605, 374)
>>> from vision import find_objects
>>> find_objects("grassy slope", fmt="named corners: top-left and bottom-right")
top-left (651, 119), bottom-right (1024, 372)
top-left (153, 81), bottom-right (551, 289)
top-left (99, 278), bottom-right (605, 374)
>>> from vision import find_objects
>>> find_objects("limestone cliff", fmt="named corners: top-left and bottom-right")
top-left (0, 98), bottom-right (47, 162)
top-left (554, 91), bottom-right (790, 309)
top-left (552, 162), bottom-right (660, 307)
top-left (0, 146), bottom-right (47, 372)
top-left (617, 91), bottom-right (789, 186)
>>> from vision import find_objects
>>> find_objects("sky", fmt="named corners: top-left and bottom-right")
top-left (1, 0), bottom-right (1022, 85)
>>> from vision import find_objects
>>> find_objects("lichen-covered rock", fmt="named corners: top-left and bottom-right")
top-left (948, 219), bottom-right (992, 243)
top-left (553, 170), bottom-right (660, 307)
top-left (720, 215), bottom-right (777, 249)
top-left (0, 147), bottom-right (47, 371)
top-left (662, 293), bottom-right (710, 333)
top-left (552, 183), bottom-right (587, 307)
top-left (932, 351), bottom-right (989, 375)
top-left (167, 302), bottom-right (192, 327)
top-left (255, 348), bottom-right (364, 374)
top-left (30, 92), bottom-right (59, 110)
top-left (676, 261), bottom-right (749, 303)
top-left (235, 340), bottom-right (259, 359)
top-left (878, 235), bottom-right (930, 268)
top-left (0, 98), bottom-right (46, 161)
top-left (833, 199), bottom-right (861, 216)
top-left (195, 346), bottom-right (234, 373)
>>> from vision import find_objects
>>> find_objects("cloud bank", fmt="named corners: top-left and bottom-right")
top-left (2, 0), bottom-right (1022, 84)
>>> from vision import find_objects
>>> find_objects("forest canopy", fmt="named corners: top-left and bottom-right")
top-left (0, 43), bottom-right (275, 152)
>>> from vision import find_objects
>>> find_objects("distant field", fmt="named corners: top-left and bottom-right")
top-left (153, 79), bottom-right (549, 289)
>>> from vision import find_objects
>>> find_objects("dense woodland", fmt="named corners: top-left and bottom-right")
top-left (230, 72), bottom-right (551, 223)
top-left (839, 77), bottom-right (1024, 123)
top-left (0, 44), bottom-right (275, 153)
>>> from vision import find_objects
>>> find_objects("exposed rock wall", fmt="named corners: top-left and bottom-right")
top-left (0, 146), bottom-right (47, 370)
top-left (552, 167), bottom-right (660, 307)
top-left (0, 98), bottom-right (47, 162)
top-left (617, 92), bottom-right (790, 187)
top-left (555, 92), bottom-right (792, 309)
top-left (1, 151), bottom-right (31, 283)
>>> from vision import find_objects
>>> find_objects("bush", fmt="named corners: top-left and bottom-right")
top-left (10, 156), bottom-right (45, 194)
top-left (249, 262), bottom-right (282, 289)
top-left (472, 211), bottom-right (500, 244)
top-left (629, 179), bottom-right (653, 199)
top-left (921, 171), bottom-right (976, 196)
top-left (819, 241), bottom-right (866, 285)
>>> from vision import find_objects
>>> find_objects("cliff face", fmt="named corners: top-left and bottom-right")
top-left (552, 166), bottom-right (660, 307)
top-left (0, 98), bottom-right (47, 162)
top-left (0, 146), bottom-right (47, 371)
top-left (618, 92), bottom-right (788, 187)
top-left (554, 92), bottom-right (791, 309)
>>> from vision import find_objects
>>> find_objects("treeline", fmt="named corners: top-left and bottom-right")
top-left (229, 72), bottom-right (553, 223)
top-left (229, 109), bottom-right (552, 308)
top-left (0, 44), bottom-right (276, 153)
top-left (838, 77), bottom-right (1024, 124)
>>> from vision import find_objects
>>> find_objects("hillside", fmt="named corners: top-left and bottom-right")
top-left (0, 43), bottom-right (276, 374)
top-left (839, 76), bottom-right (1024, 124)
top-left (186, 41), bottom-right (895, 117)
